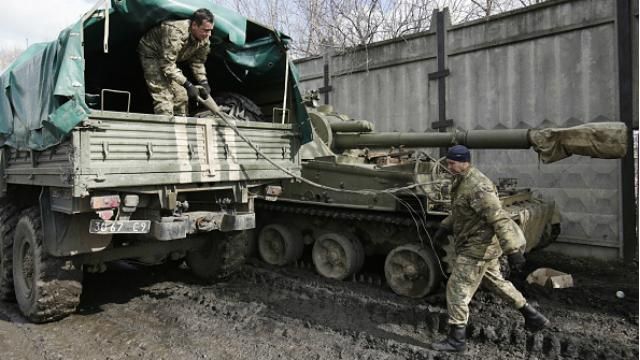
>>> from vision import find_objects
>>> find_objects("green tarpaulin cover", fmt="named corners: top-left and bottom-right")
top-left (0, 0), bottom-right (312, 151)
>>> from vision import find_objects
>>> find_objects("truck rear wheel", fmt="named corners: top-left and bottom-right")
top-left (0, 202), bottom-right (19, 301)
top-left (187, 231), bottom-right (247, 282)
top-left (12, 206), bottom-right (83, 323)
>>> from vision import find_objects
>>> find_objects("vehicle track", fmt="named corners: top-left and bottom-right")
top-left (240, 261), bottom-right (638, 359)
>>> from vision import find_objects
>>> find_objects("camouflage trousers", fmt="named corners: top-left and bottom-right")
top-left (139, 56), bottom-right (188, 115)
top-left (446, 255), bottom-right (527, 325)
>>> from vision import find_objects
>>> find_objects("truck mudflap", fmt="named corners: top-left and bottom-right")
top-left (151, 211), bottom-right (256, 241)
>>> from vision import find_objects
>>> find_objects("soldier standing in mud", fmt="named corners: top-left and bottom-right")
top-left (431, 145), bottom-right (550, 352)
top-left (138, 8), bottom-right (214, 116)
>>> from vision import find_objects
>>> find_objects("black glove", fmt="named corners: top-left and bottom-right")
top-left (508, 251), bottom-right (526, 272)
top-left (183, 81), bottom-right (198, 100)
top-left (433, 226), bottom-right (449, 244)
top-left (198, 80), bottom-right (211, 97)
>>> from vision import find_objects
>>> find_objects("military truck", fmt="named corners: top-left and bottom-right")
top-left (252, 99), bottom-right (627, 299)
top-left (0, 1), bottom-right (312, 322)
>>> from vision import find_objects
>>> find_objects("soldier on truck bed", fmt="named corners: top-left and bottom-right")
top-left (431, 145), bottom-right (551, 352)
top-left (137, 8), bottom-right (214, 115)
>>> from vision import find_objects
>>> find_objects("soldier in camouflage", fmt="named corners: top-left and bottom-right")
top-left (138, 8), bottom-right (214, 115)
top-left (431, 145), bottom-right (550, 352)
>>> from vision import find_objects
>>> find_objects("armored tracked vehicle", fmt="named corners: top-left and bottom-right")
top-left (252, 100), bottom-right (627, 298)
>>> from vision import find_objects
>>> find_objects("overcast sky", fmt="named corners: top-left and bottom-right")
top-left (0, 0), bottom-right (96, 50)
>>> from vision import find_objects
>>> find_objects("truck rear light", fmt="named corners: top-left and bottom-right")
top-left (123, 194), bottom-right (139, 207)
top-left (264, 185), bottom-right (282, 201)
top-left (97, 210), bottom-right (114, 220)
top-left (266, 186), bottom-right (282, 197)
top-left (90, 195), bottom-right (121, 210)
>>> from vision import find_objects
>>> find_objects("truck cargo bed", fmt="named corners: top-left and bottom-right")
top-left (1, 111), bottom-right (300, 197)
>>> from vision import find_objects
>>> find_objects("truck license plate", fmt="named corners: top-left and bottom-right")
top-left (89, 220), bottom-right (151, 234)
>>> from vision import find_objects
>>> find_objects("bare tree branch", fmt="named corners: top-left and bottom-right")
top-left (218, 0), bottom-right (551, 58)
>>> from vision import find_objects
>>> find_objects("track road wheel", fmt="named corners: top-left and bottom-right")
top-left (0, 202), bottom-right (19, 301)
top-left (312, 233), bottom-right (364, 280)
top-left (187, 231), bottom-right (247, 282)
top-left (384, 244), bottom-right (442, 298)
top-left (12, 206), bottom-right (83, 323)
top-left (258, 224), bottom-right (304, 266)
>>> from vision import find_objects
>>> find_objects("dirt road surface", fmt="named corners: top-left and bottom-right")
top-left (0, 250), bottom-right (637, 360)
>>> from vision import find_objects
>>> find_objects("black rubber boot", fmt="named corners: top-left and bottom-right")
top-left (519, 303), bottom-right (550, 332)
top-left (431, 325), bottom-right (466, 352)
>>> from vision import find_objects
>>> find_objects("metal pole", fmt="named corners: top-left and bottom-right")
top-left (616, 0), bottom-right (637, 263)
top-left (281, 52), bottom-right (289, 124)
top-left (436, 11), bottom-right (446, 133)
top-left (319, 50), bottom-right (333, 105)
top-left (428, 10), bottom-right (452, 157)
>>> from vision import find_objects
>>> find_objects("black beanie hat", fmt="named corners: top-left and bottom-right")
top-left (446, 145), bottom-right (471, 162)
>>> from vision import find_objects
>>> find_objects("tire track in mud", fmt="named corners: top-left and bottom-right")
top-left (240, 262), bottom-right (442, 334)
top-left (90, 258), bottom-right (637, 360)
top-left (239, 261), bottom-right (638, 360)
top-left (0, 304), bottom-right (48, 360)
top-left (75, 302), bottom-right (197, 360)
top-left (78, 262), bottom-right (429, 360)
top-left (0, 255), bottom-right (636, 360)
top-left (0, 286), bottom-right (201, 359)
top-left (137, 280), bottom-right (429, 360)
top-left (212, 265), bottom-right (498, 359)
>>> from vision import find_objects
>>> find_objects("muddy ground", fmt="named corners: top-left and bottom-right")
top-left (0, 250), bottom-right (637, 360)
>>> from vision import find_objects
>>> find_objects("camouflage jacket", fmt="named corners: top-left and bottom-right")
top-left (138, 20), bottom-right (210, 86)
top-left (441, 166), bottom-right (519, 260)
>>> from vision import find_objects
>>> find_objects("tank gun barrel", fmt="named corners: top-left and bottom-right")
top-left (306, 107), bottom-right (627, 163)
top-left (330, 122), bottom-right (627, 164)
top-left (333, 129), bottom-right (532, 149)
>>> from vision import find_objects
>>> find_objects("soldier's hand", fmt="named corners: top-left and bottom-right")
top-left (198, 80), bottom-right (211, 97)
top-left (183, 81), bottom-right (199, 100)
top-left (507, 251), bottom-right (526, 272)
top-left (433, 226), bottom-right (449, 244)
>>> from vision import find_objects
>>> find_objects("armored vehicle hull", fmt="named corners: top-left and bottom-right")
top-left (255, 151), bottom-right (558, 298)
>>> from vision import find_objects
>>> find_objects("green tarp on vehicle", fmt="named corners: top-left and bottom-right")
top-left (0, 0), bottom-right (312, 151)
